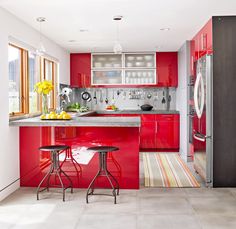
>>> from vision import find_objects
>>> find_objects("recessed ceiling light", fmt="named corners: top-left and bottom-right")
top-left (113, 15), bottom-right (123, 21)
top-left (160, 28), bottom-right (170, 31)
top-left (79, 29), bottom-right (89, 32)
top-left (68, 40), bottom-right (77, 43)
top-left (36, 17), bottom-right (46, 22)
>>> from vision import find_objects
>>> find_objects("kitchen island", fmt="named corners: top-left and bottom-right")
top-left (10, 115), bottom-right (141, 189)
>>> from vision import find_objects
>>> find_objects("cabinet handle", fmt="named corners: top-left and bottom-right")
top-left (191, 56), bottom-right (194, 72)
top-left (156, 122), bottom-right (158, 133)
top-left (201, 34), bottom-right (207, 50)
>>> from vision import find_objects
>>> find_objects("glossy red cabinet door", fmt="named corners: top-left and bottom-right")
top-left (156, 52), bottom-right (178, 87)
top-left (140, 121), bottom-right (156, 149)
top-left (70, 53), bottom-right (91, 88)
top-left (156, 121), bottom-right (179, 149)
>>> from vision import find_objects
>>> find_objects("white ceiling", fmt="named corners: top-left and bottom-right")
top-left (1, 0), bottom-right (236, 53)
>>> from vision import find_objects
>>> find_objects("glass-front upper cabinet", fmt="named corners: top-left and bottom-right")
top-left (92, 54), bottom-right (122, 68)
top-left (91, 53), bottom-right (156, 85)
top-left (124, 53), bottom-right (155, 68)
top-left (92, 54), bottom-right (122, 85)
top-left (92, 70), bottom-right (122, 85)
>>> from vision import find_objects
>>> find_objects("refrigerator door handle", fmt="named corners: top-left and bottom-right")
top-left (194, 72), bottom-right (205, 119)
top-left (193, 133), bottom-right (211, 142)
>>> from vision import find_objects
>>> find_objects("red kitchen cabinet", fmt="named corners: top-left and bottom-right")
top-left (140, 121), bottom-right (156, 149)
top-left (156, 52), bottom-right (178, 87)
top-left (70, 53), bottom-right (91, 88)
top-left (155, 114), bottom-right (179, 150)
top-left (191, 18), bottom-right (212, 62)
top-left (190, 39), bottom-right (196, 76)
top-left (198, 18), bottom-right (213, 58)
top-left (140, 114), bottom-right (179, 150)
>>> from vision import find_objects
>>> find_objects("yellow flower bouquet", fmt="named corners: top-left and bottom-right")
top-left (34, 80), bottom-right (53, 114)
top-left (34, 80), bottom-right (53, 95)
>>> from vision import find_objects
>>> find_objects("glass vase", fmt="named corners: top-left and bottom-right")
top-left (42, 94), bottom-right (49, 115)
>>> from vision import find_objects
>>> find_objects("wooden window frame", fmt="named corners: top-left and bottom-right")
top-left (42, 58), bottom-right (57, 110)
top-left (9, 44), bottom-right (58, 117)
top-left (9, 44), bottom-right (29, 117)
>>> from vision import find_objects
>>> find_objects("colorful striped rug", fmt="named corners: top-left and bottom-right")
top-left (143, 153), bottom-right (200, 188)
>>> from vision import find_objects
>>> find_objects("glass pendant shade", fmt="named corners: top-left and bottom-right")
top-left (36, 41), bottom-right (46, 56)
top-left (113, 41), bottom-right (122, 54)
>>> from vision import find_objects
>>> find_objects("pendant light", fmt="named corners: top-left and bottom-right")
top-left (113, 15), bottom-right (123, 54)
top-left (36, 17), bottom-right (46, 56)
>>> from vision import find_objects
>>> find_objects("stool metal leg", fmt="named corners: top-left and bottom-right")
top-left (37, 163), bottom-right (53, 200)
top-left (37, 149), bottom-right (74, 201)
top-left (86, 151), bottom-right (120, 204)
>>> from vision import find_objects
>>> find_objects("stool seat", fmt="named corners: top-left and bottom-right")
top-left (39, 145), bottom-right (69, 152)
top-left (87, 146), bottom-right (119, 153)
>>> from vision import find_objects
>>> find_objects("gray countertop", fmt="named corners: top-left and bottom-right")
top-left (9, 115), bottom-right (141, 127)
top-left (9, 109), bottom-right (178, 127)
top-left (95, 110), bottom-right (179, 114)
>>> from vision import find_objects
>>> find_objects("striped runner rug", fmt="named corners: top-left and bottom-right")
top-left (143, 153), bottom-right (200, 188)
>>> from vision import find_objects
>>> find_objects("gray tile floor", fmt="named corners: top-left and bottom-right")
top-left (0, 154), bottom-right (236, 229)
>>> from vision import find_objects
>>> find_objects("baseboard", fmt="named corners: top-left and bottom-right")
top-left (0, 180), bottom-right (20, 202)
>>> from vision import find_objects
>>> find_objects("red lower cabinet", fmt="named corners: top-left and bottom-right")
top-left (140, 121), bottom-right (156, 149)
top-left (156, 119), bottom-right (179, 149)
top-left (140, 114), bottom-right (179, 151)
top-left (85, 113), bottom-right (180, 151)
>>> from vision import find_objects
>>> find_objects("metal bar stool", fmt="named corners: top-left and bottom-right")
top-left (86, 146), bottom-right (120, 204)
top-left (37, 145), bottom-right (73, 201)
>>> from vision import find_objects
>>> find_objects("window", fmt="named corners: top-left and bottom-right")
top-left (8, 45), bottom-right (28, 115)
top-left (8, 43), bottom-right (58, 117)
top-left (29, 52), bottom-right (40, 113)
top-left (43, 58), bottom-right (57, 110)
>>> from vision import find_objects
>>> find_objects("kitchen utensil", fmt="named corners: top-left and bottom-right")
top-left (111, 90), bottom-right (115, 104)
top-left (147, 92), bottom-right (152, 99)
top-left (81, 91), bottom-right (91, 102)
top-left (117, 90), bottom-right (120, 97)
top-left (93, 91), bottom-right (97, 104)
top-left (161, 90), bottom-right (166, 104)
top-left (99, 90), bottom-right (103, 103)
top-left (105, 89), bottom-right (108, 104)
top-left (123, 91), bottom-right (126, 100)
top-left (141, 104), bottom-right (153, 111)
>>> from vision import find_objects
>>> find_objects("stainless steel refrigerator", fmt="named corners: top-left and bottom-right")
top-left (193, 55), bottom-right (213, 187)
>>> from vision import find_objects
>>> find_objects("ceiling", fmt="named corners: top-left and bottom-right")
top-left (1, 0), bottom-right (236, 53)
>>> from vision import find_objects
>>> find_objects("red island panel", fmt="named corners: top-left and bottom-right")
top-left (20, 126), bottom-right (140, 189)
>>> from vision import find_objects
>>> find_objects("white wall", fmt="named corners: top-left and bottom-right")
top-left (0, 7), bottom-right (70, 201)
top-left (176, 41), bottom-right (190, 162)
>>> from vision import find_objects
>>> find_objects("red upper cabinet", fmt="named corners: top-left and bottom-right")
top-left (70, 53), bottom-right (91, 88)
top-left (156, 52), bottom-right (178, 87)
top-left (191, 18), bottom-right (213, 62)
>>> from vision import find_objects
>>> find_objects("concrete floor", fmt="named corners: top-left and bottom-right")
top-left (1, 187), bottom-right (236, 229)
top-left (1, 154), bottom-right (236, 229)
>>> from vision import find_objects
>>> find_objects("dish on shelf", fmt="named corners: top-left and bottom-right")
top-left (127, 56), bottom-right (135, 61)
top-left (136, 56), bottom-right (143, 61)
top-left (98, 57), bottom-right (106, 61)
top-left (105, 63), bottom-right (112, 67)
top-left (127, 62), bottom-right (133, 67)
top-left (136, 62), bottom-right (143, 67)
top-left (94, 62), bottom-right (102, 68)
top-left (113, 63), bottom-right (121, 68)
top-left (146, 62), bottom-right (153, 67)
top-left (144, 55), bottom-right (153, 61)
